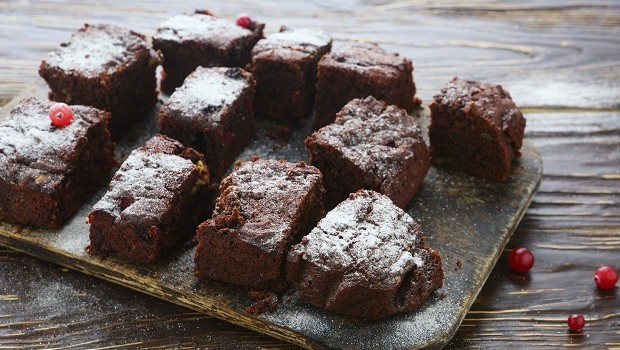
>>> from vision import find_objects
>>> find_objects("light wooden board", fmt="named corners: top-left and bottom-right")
top-left (0, 90), bottom-right (542, 349)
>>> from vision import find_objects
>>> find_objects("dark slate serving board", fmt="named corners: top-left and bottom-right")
top-left (0, 89), bottom-right (542, 350)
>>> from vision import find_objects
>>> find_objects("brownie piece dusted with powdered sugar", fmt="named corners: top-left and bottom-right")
top-left (287, 190), bottom-right (443, 320)
top-left (39, 23), bottom-right (159, 137)
top-left (429, 77), bottom-right (526, 182)
top-left (0, 97), bottom-right (114, 228)
top-left (159, 67), bottom-right (255, 180)
top-left (195, 158), bottom-right (324, 291)
top-left (87, 134), bottom-right (211, 264)
top-left (306, 96), bottom-right (430, 209)
top-left (250, 26), bottom-right (332, 122)
top-left (314, 42), bottom-right (417, 127)
top-left (153, 11), bottom-right (264, 93)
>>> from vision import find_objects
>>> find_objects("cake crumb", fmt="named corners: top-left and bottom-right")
top-left (245, 289), bottom-right (279, 314)
top-left (267, 125), bottom-right (291, 143)
top-left (194, 9), bottom-right (216, 16)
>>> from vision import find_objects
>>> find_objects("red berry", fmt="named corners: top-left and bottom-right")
top-left (49, 103), bottom-right (73, 127)
top-left (507, 247), bottom-right (535, 273)
top-left (567, 314), bottom-right (585, 331)
top-left (236, 13), bottom-right (252, 28)
top-left (594, 265), bottom-right (618, 290)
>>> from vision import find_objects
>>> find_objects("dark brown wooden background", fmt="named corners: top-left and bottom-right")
top-left (0, 0), bottom-right (619, 348)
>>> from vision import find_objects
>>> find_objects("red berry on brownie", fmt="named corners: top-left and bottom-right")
top-left (49, 102), bottom-right (74, 127)
top-left (507, 247), bottom-right (535, 273)
top-left (567, 314), bottom-right (585, 331)
top-left (594, 265), bottom-right (618, 290)
top-left (236, 13), bottom-right (252, 28)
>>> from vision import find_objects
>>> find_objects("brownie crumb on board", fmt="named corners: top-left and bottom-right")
top-left (245, 289), bottom-right (279, 314)
top-left (267, 125), bottom-right (292, 143)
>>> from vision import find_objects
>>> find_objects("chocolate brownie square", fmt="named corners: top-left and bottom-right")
top-left (195, 158), bottom-right (324, 291)
top-left (39, 23), bottom-right (159, 137)
top-left (159, 67), bottom-right (255, 180)
top-left (87, 134), bottom-right (211, 264)
top-left (153, 11), bottom-right (265, 94)
top-left (314, 42), bottom-right (416, 127)
top-left (287, 190), bottom-right (443, 320)
top-left (306, 96), bottom-right (430, 209)
top-left (429, 77), bottom-right (526, 181)
top-left (0, 97), bottom-right (114, 228)
top-left (250, 27), bottom-right (332, 122)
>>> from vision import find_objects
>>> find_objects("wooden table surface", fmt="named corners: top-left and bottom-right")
top-left (0, 0), bottom-right (618, 349)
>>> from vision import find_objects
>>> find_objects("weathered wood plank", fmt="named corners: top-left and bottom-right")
top-left (0, 1), bottom-right (618, 349)
top-left (0, 0), bottom-right (619, 108)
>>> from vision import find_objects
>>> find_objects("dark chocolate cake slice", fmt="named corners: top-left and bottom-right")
top-left (0, 97), bottom-right (114, 228)
top-left (287, 190), bottom-right (443, 320)
top-left (314, 42), bottom-right (416, 127)
top-left (429, 77), bottom-right (526, 181)
top-left (88, 134), bottom-right (211, 264)
top-left (306, 96), bottom-right (430, 209)
top-left (153, 11), bottom-right (264, 93)
top-left (251, 27), bottom-right (332, 121)
top-left (39, 23), bottom-right (159, 137)
top-left (195, 158), bottom-right (324, 291)
top-left (159, 67), bottom-right (255, 180)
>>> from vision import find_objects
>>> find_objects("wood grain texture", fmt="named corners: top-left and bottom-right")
top-left (0, 0), bottom-right (619, 349)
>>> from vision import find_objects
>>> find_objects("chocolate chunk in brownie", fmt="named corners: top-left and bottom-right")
top-left (314, 42), bottom-right (416, 127)
top-left (287, 190), bottom-right (443, 320)
top-left (0, 97), bottom-right (114, 228)
top-left (429, 77), bottom-right (526, 181)
top-left (153, 11), bottom-right (265, 94)
top-left (195, 158), bottom-right (324, 291)
top-left (250, 27), bottom-right (332, 122)
top-left (39, 23), bottom-right (159, 137)
top-left (159, 67), bottom-right (255, 180)
top-left (87, 134), bottom-right (212, 264)
top-left (306, 96), bottom-right (430, 209)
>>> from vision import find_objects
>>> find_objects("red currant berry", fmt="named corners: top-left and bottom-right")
top-left (236, 13), bottom-right (252, 28)
top-left (49, 103), bottom-right (74, 127)
top-left (593, 265), bottom-right (618, 290)
top-left (567, 314), bottom-right (585, 331)
top-left (507, 247), bottom-right (534, 273)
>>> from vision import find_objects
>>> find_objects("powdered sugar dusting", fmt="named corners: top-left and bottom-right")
top-left (154, 14), bottom-right (252, 46)
top-left (312, 96), bottom-right (426, 183)
top-left (434, 77), bottom-right (519, 127)
top-left (299, 190), bottom-right (423, 286)
top-left (43, 24), bottom-right (146, 77)
top-left (253, 27), bottom-right (331, 57)
top-left (325, 41), bottom-right (410, 74)
top-left (0, 97), bottom-right (104, 193)
top-left (92, 147), bottom-right (196, 222)
top-left (215, 159), bottom-right (322, 249)
top-left (163, 67), bottom-right (250, 123)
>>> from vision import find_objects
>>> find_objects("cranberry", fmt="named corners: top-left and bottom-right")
top-left (567, 314), bottom-right (585, 331)
top-left (49, 102), bottom-right (73, 127)
top-left (594, 265), bottom-right (618, 290)
top-left (507, 247), bottom-right (535, 273)
top-left (236, 13), bottom-right (252, 28)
